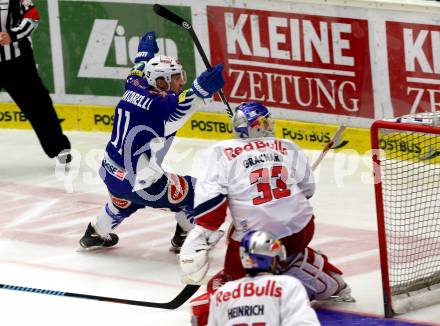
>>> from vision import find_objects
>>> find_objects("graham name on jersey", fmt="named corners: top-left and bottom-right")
top-left (228, 305), bottom-right (265, 320)
top-left (224, 139), bottom-right (287, 160)
top-left (214, 279), bottom-right (282, 305)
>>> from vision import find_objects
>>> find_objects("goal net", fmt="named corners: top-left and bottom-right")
top-left (370, 112), bottom-right (440, 317)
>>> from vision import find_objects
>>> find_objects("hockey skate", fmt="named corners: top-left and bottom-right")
top-left (79, 223), bottom-right (119, 250)
top-left (170, 223), bottom-right (188, 254)
top-left (56, 150), bottom-right (72, 174)
top-left (57, 149), bottom-right (72, 164)
top-left (326, 283), bottom-right (356, 303)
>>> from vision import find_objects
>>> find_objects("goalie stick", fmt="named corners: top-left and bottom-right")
top-left (0, 282), bottom-right (200, 309)
top-left (311, 125), bottom-right (347, 171)
top-left (153, 4), bottom-right (233, 118)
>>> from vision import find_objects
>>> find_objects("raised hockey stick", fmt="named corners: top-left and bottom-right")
top-left (311, 125), bottom-right (347, 171)
top-left (153, 4), bottom-right (234, 118)
top-left (0, 282), bottom-right (200, 309)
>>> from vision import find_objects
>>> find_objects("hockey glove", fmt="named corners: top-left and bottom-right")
top-left (192, 64), bottom-right (225, 99)
top-left (134, 31), bottom-right (159, 63)
top-left (179, 225), bottom-right (225, 283)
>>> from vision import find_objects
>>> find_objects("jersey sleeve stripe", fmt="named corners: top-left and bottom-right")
top-left (9, 18), bottom-right (39, 40)
top-left (166, 90), bottom-right (195, 121)
top-left (194, 194), bottom-right (228, 230)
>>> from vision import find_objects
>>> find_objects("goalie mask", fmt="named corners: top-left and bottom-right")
top-left (144, 56), bottom-right (187, 90)
top-left (232, 101), bottom-right (274, 138)
top-left (240, 230), bottom-right (286, 275)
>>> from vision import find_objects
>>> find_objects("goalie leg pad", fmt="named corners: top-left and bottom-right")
top-left (180, 250), bottom-right (209, 284)
top-left (283, 247), bottom-right (345, 301)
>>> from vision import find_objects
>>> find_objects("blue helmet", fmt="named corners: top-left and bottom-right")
top-left (240, 230), bottom-right (286, 275)
top-left (232, 101), bottom-right (274, 138)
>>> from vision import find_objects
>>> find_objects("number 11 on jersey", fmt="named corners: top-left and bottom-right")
top-left (111, 108), bottom-right (131, 154)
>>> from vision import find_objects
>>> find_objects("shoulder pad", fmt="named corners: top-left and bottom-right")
top-left (129, 69), bottom-right (144, 78)
top-left (129, 62), bottom-right (147, 77)
top-left (127, 76), bottom-right (148, 89)
top-left (178, 89), bottom-right (195, 104)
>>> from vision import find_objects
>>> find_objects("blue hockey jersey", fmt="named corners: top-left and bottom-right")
top-left (100, 72), bottom-right (199, 195)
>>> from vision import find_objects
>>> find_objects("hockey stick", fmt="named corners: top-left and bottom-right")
top-left (311, 125), bottom-right (347, 171)
top-left (153, 4), bottom-right (234, 118)
top-left (0, 282), bottom-right (199, 309)
top-left (420, 145), bottom-right (440, 161)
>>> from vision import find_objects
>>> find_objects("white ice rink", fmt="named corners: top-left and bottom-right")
top-left (0, 129), bottom-right (439, 326)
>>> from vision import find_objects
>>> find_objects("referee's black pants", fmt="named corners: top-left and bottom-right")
top-left (0, 52), bottom-right (70, 158)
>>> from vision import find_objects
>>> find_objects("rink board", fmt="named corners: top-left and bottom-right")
top-left (2, 102), bottom-right (439, 162)
top-left (0, 103), bottom-right (371, 153)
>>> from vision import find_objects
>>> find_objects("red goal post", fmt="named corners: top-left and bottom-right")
top-left (370, 112), bottom-right (440, 318)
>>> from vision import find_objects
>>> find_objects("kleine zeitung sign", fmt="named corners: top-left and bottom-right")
top-left (207, 6), bottom-right (374, 118)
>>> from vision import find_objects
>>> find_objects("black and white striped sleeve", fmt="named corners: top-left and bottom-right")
top-left (164, 88), bottom-right (202, 137)
top-left (9, 1), bottom-right (40, 41)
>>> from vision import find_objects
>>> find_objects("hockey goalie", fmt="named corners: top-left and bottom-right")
top-left (179, 101), bottom-right (354, 325)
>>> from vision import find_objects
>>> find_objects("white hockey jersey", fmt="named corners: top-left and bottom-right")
top-left (208, 274), bottom-right (320, 326)
top-left (194, 137), bottom-right (315, 241)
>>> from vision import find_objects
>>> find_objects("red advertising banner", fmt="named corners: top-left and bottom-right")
top-left (207, 6), bottom-right (374, 117)
top-left (387, 22), bottom-right (440, 117)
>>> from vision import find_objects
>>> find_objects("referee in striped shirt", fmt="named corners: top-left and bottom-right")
top-left (0, 0), bottom-right (70, 163)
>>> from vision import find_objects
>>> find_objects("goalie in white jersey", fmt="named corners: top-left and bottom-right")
top-left (208, 230), bottom-right (320, 326)
top-left (180, 101), bottom-right (353, 325)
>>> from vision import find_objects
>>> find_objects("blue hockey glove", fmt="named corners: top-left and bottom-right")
top-left (134, 31), bottom-right (159, 63)
top-left (192, 64), bottom-right (225, 99)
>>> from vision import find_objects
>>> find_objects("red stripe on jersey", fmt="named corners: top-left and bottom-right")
top-left (195, 198), bottom-right (228, 231)
top-left (23, 7), bottom-right (40, 20)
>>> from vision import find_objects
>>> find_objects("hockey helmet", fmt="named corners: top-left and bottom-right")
top-left (240, 230), bottom-right (286, 275)
top-left (232, 101), bottom-right (274, 138)
top-left (144, 55), bottom-right (187, 90)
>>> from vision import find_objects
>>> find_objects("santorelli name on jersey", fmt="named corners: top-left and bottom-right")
top-left (121, 90), bottom-right (153, 110)
top-left (215, 279), bottom-right (282, 305)
top-left (224, 140), bottom-right (287, 160)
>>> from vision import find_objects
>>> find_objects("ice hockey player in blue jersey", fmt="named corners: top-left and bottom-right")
top-left (78, 31), bottom-right (225, 252)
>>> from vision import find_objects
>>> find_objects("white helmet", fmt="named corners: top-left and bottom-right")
top-left (144, 55), bottom-right (186, 90)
